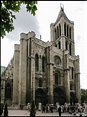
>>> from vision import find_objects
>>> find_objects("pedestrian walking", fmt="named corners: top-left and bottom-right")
top-left (58, 106), bottom-right (61, 117)
top-left (46, 104), bottom-right (48, 113)
top-left (42, 105), bottom-right (45, 113)
top-left (27, 103), bottom-right (31, 112)
top-left (4, 103), bottom-right (8, 117)
top-left (50, 104), bottom-right (53, 113)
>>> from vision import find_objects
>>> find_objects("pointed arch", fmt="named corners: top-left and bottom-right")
top-left (54, 86), bottom-right (66, 105)
top-left (35, 88), bottom-right (47, 106)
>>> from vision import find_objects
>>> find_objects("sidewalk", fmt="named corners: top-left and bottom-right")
top-left (7, 110), bottom-right (77, 116)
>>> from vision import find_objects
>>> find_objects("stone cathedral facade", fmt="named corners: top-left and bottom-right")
top-left (1, 6), bottom-right (81, 107)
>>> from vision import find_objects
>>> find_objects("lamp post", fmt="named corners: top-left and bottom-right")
top-left (84, 101), bottom-right (87, 116)
top-left (1, 77), bottom-right (6, 104)
top-left (0, 76), bottom-right (2, 115)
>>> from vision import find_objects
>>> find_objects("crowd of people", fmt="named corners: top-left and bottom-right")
top-left (1, 101), bottom-right (86, 116)
top-left (27, 102), bottom-right (87, 116)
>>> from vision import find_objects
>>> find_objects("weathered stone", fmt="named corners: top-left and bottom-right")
top-left (1, 6), bottom-right (81, 106)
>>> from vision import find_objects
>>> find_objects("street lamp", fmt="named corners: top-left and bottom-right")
top-left (84, 101), bottom-right (87, 116)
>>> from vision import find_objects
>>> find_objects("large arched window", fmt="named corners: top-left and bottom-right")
top-left (69, 43), bottom-right (72, 55)
top-left (5, 83), bottom-right (11, 99)
top-left (55, 71), bottom-right (61, 85)
top-left (35, 54), bottom-right (39, 71)
top-left (42, 56), bottom-right (45, 72)
top-left (55, 73), bottom-right (58, 85)
top-left (59, 24), bottom-right (61, 37)
top-left (64, 23), bottom-right (66, 36)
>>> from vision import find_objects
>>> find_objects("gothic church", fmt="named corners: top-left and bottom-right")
top-left (1, 6), bottom-right (81, 107)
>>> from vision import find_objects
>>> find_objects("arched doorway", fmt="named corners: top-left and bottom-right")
top-left (5, 83), bottom-right (11, 99)
top-left (54, 87), bottom-right (66, 105)
top-left (70, 92), bottom-right (77, 105)
top-left (35, 88), bottom-right (47, 106)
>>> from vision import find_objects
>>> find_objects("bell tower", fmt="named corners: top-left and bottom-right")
top-left (50, 4), bottom-right (75, 56)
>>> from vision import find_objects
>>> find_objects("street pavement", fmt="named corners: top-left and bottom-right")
top-left (5, 109), bottom-right (78, 116)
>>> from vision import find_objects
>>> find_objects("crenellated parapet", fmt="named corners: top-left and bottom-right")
top-left (20, 31), bottom-right (36, 40)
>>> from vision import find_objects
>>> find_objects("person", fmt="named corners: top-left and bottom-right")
top-left (42, 105), bottom-right (45, 113)
top-left (27, 103), bottom-right (31, 112)
top-left (4, 103), bottom-right (8, 117)
top-left (38, 102), bottom-right (42, 111)
top-left (0, 103), bottom-right (4, 116)
top-left (58, 106), bottom-right (61, 117)
top-left (56, 102), bottom-right (59, 112)
top-left (46, 104), bottom-right (48, 113)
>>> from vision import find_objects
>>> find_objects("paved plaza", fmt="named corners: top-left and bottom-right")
top-left (1, 109), bottom-right (82, 116)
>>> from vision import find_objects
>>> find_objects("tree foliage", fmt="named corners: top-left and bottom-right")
top-left (1, 1), bottom-right (37, 39)
top-left (81, 89), bottom-right (87, 103)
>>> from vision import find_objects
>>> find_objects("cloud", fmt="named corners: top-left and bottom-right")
top-left (76, 36), bottom-right (81, 43)
top-left (5, 4), bottom-right (41, 41)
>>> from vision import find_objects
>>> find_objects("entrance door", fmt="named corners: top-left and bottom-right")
top-left (70, 92), bottom-right (77, 105)
top-left (54, 87), bottom-right (66, 105)
top-left (35, 88), bottom-right (47, 106)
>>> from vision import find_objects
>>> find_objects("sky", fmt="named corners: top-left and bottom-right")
top-left (1, 1), bottom-right (87, 89)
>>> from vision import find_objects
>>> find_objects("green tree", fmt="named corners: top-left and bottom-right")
top-left (1, 1), bottom-right (37, 39)
top-left (81, 89), bottom-right (87, 103)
